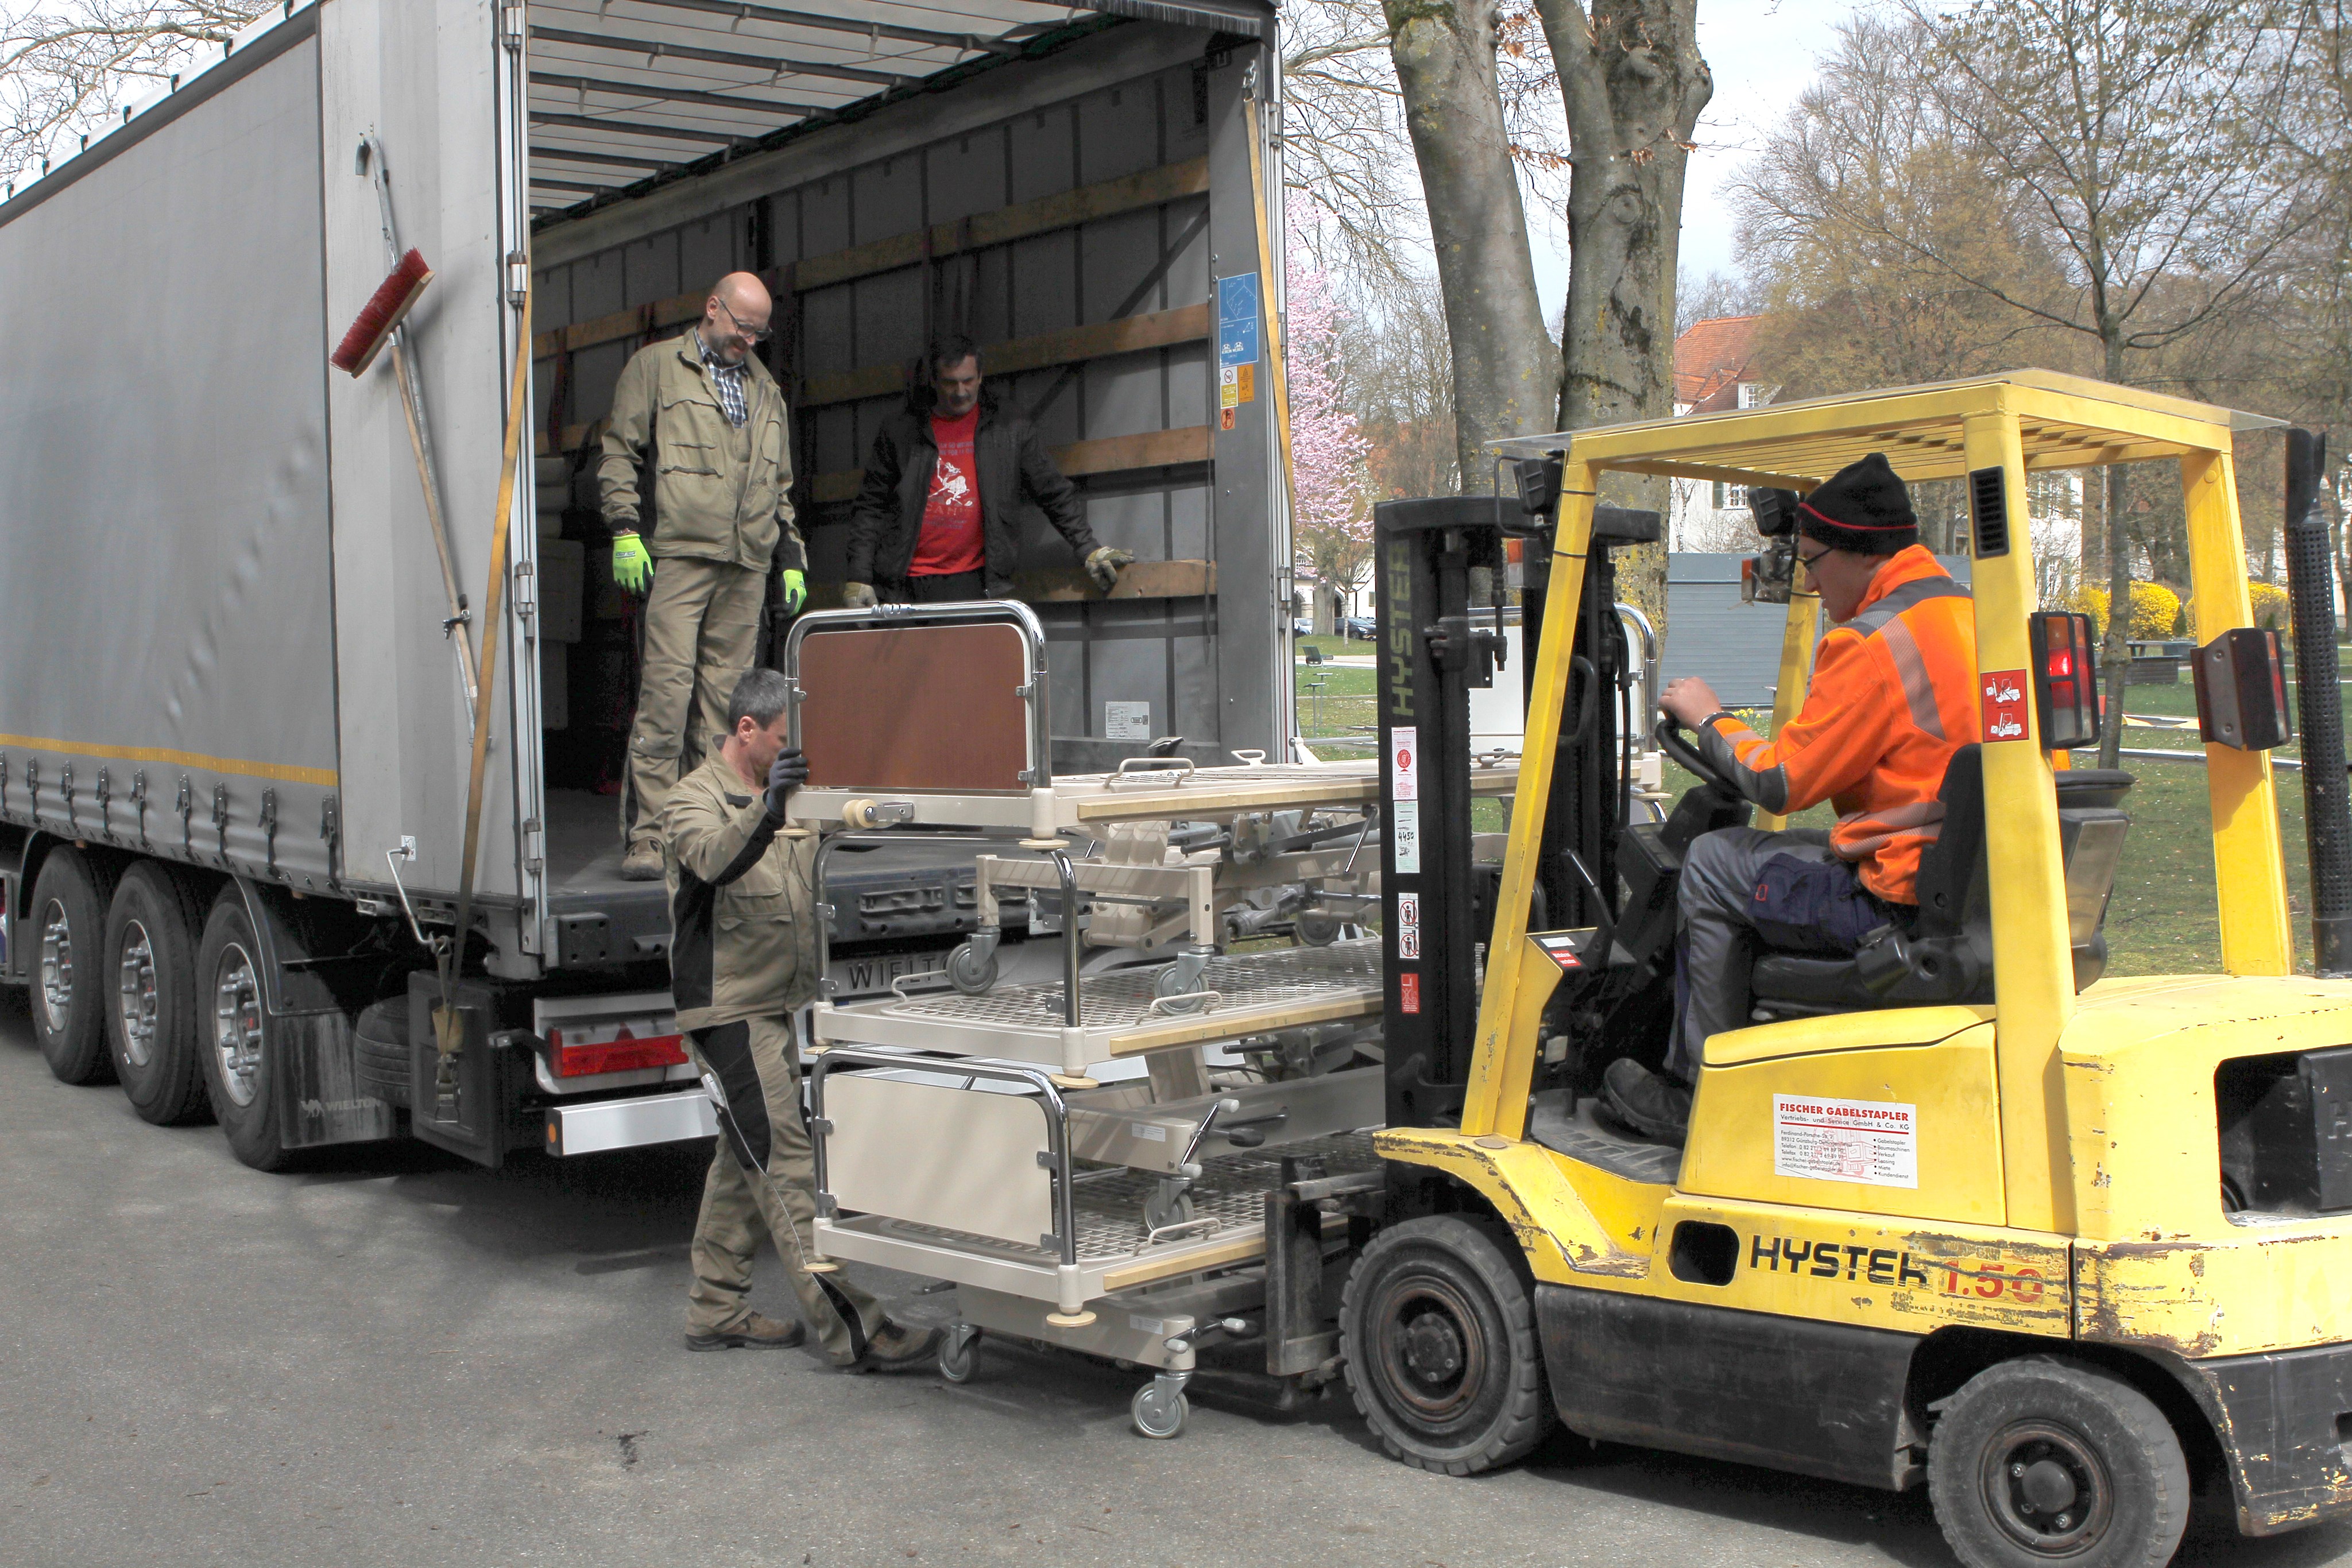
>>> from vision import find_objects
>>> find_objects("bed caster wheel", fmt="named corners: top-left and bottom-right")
top-left (938, 1325), bottom-right (982, 1384)
top-left (1153, 954), bottom-right (1211, 1013)
top-left (946, 941), bottom-right (998, 996)
top-left (1294, 912), bottom-right (1341, 947)
top-left (1132, 1379), bottom-right (1189, 1439)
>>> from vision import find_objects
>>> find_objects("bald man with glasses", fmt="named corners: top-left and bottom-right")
top-left (600, 273), bottom-right (810, 881)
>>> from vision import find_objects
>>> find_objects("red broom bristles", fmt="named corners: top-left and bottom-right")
top-left (331, 247), bottom-right (434, 377)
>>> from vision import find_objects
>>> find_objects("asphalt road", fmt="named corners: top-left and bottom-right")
top-left (6, 993), bottom-right (2352, 1568)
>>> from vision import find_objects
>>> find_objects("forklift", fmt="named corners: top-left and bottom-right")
top-left (1337, 371), bottom-right (2352, 1568)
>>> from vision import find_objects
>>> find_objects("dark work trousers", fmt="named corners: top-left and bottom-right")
top-left (1668, 826), bottom-right (1902, 1079)
top-left (883, 569), bottom-right (985, 604)
top-left (684, 1016), bottom-right (884, 1363)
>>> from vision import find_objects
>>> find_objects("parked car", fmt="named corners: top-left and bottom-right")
top-left (1341, 615), bottom-right (1376, 639)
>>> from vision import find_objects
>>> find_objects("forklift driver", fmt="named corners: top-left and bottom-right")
top-left (1602, 453), bottom-right (1980, 1144)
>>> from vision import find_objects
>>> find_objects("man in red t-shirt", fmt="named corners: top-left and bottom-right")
top-left (844, 336), bottom-right (1130, 606)
top-left (901, 354), bottom-right (988, 599)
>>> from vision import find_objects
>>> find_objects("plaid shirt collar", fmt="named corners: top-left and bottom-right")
top-left (691, 330), bottom-right (750, 428)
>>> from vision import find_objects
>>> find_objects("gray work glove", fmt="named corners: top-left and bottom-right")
top-left (1085, 547), bottom-right (1134, 593)
top-left (841, 580), bottom-right (879, 609)
top-left (764, 747), bottom-right (809, 819)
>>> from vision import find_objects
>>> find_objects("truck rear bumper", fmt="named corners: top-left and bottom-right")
top-left (2182, 1341), bottom-right (2352, 1535)
top-left (544, 1087), bottom-right (714, 1156)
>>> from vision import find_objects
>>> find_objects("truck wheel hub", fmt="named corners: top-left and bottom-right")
top-left (211, 942), bottom-right (265, 1108)
top-left (118, 921), bottom-right (158, 1068)
top-left (38, 899), bottom-right (72, 1031)
top-left (1403, 1311), bottom-right (1464, 1381)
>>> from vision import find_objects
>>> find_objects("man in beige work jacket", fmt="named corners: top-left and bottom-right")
top-left (602, 272), bottom-right (808, 881)
top-left (663, 668), bottom-right (937, 1368)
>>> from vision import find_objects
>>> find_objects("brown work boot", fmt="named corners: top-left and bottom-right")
top-left (853, 1318), bottom-right (941, 1372)
top-left (684, 1312), bottom-right (806, 1352)
top-left (620, 840), bottom-right (664, 881)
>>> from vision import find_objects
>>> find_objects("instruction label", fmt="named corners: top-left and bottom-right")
top-left (1980, 668), bottom-right (2029, 743)
top-left (1389, 727), bottom-right (1421, 872)
top-left (1105, 700), bottom-right (1152, 741)
top-left (1396, 892), bottom-right (1420, 959)
top-left (1217, 272), bottom-right (1260, 419)
top-left (1773, 1095), bottom-right (1918, 1188)
top-left (1391, 802), bottom-right (1421, 873)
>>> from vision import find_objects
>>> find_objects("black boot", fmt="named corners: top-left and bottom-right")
top-left (1601, 1058), bottom-right (1692, 1145)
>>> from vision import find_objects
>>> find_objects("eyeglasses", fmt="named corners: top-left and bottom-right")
top-left (713, 297), bottom-right (772, 344)
top-left (1797, 546), bottom-right (1834, 572)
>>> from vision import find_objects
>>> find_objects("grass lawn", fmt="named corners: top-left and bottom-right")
top-left (1295, 645), bottom-right (2352, 977)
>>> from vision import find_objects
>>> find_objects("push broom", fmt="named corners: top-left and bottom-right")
top-left (330, 135), bottom-right (482, 723)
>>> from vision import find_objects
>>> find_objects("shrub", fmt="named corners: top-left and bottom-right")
top-left (2069, 582), bottom-right (2183, 639)
top-left (2250, 581), bottom-right (2291, 632)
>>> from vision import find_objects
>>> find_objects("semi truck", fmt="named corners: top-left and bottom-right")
top-left (0, 0), bottom-right (1292, 1170)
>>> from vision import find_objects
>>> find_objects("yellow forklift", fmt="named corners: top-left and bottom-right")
top-left (1338, 372), bottom-right (2352, 1568)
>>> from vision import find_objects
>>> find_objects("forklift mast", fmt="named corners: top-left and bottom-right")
top-left (1372, 487), bottom-right (1658, 1145)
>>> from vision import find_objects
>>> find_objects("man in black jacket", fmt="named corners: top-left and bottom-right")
top-left (842, 335), bottom-right (1131, 606)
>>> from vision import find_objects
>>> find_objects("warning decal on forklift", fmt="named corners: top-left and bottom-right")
top-left (1396, 892), bottom-right (1421, 958)
top-left (1390, 730), bottom-right (1422, 871)
top-left (1980, 668), bottom-right (2030, 742)
top-left (1773, 1095), bottom-right (1918, 1188)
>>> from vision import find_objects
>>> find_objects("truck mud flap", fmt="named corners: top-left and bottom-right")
top-left (234, 879), bottom-right (399, 1151)
top-left (408, 970), bottom-right (511, 1168)
top-left (1534, 1284), bottom-right (1925, 1490)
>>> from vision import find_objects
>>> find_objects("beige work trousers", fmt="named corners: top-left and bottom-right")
top-left (684, 1015), bottom-right (883, 1363)
top-left (626, 556), bottom-right (766, 849)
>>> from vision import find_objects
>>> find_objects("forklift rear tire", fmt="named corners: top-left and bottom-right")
top-left (1927, 1357), bottom-right (2189, 1568)
top-left (1341, 1214), bottom-right (1554, 1475)
top-left (30, 847), bottom-right (120, 1086)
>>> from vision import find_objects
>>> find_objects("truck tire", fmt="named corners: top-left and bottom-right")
top-left (1928, 1356), bottom-right (2189, 1568)
top-left (1341, 1214), bottom-right (1554, 1475)
top-left (353, 998), bottom-right (412, 1110)
top-left (103, 864), bottom-right (212, 1125)
top-left (29, 848), bottom-right (121, 1085)
top-left (194, 891), bottom-right (292, 1171)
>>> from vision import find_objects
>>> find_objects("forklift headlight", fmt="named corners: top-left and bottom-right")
top-left (2194, 625), bottom-right (2294, 751)
top-left (2029, 611), bottom-right (2102, 750)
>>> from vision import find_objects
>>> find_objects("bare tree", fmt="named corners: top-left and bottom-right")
top-left (1380, 0), bottom-right (1561, 487)
top-left (1538, 0), bottom-right (1712, 631)
top-left (1345, 268), bottom-right (1461, 501)
top-left (1893, 0), bottom-right (2312, 764)
top-left (1, 2), bottom-right (267, 190)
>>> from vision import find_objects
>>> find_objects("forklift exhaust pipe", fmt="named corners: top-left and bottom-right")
top-left (2283, 429), bottom-right (2352, 977)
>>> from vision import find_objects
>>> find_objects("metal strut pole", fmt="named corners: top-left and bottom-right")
top-left (2284, 429), bottom-right (2351, 976)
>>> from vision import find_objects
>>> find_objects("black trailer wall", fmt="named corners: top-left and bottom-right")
top-left (526, 18), bottom-right (1284, 774)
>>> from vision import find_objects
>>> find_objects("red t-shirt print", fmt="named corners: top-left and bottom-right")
top-left (911, 408), bottom-right (984, 576)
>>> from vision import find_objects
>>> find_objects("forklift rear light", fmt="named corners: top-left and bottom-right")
top-left (2028, 611), bottom-right (2102, 749)
top-left (549, 1025), bottom-right (688, 1078)
top-left (2194, 626), bottom-right (2294, 750)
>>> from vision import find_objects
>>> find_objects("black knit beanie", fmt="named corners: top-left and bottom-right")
top-left (1798, 452), bottom-right (1918, 556)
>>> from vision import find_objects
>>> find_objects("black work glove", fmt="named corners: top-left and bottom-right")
top-left (764, 746), bottom-right (808, 818)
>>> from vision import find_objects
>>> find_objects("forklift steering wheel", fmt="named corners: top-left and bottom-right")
top-left (1654, 713), bottom-right (1732, 792)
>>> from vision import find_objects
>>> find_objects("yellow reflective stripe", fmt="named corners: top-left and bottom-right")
top-left (0, 734), bottom-right (337, 788)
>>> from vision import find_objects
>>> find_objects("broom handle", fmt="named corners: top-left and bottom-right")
top-left (434, 285), bottom-right (532, 1087)
top-left (391, 336), bottom-right (479, 721)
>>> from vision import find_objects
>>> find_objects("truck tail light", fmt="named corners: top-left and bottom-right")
top-left (2194, 626), bottom-right (2294, 750)
top-left (549, 1025), bottom-right (688, 1078)
top-left (2028, 611), bottom-right (2101, 749)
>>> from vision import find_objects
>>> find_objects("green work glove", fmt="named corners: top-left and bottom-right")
top-left (610, 533), bottom-right (653, 594)
top-left (841, 580), bottom-right (879, 609)
top-left (781, 569), bottom-right (806, 614)
top-left (1085, 547), bottom-right (1135, 593)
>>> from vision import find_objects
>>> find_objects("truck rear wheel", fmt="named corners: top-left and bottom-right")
top-left (1928, 1357), bottom-right (2189, 1568)
top-left (1341, 1214), bottom-right (1554, 1475)
top-left (30, 848), bottom-right (119, 1085)
top-left (105, 864), bottom-right (212, 1125)
top-left (194, 892), bottom-right (291, 1171)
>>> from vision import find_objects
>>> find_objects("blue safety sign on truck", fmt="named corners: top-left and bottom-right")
top-left (1217, 272), bottom-right (1260, 424)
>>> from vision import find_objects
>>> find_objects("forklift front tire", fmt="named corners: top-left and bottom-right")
top-left (1927, 1356), bottom-right (2189, 1568)
top-left (1341, 1214), bottom-right (1554, 1476)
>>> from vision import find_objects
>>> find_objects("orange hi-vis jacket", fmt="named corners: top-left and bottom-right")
top-left (1696, 545), bottom-right (1979, 905)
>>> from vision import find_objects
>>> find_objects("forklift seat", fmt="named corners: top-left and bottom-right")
top-left (1747, 749), bottom-right (2133, 1019)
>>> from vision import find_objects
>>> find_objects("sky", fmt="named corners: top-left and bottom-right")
top-left (1526, 0), bottom-right (1859, 308)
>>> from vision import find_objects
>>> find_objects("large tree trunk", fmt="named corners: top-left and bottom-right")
top-left (1383, 0), bottom-right (1560, 491)
top-left (1539, 0), bottom-right (1711, 638)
